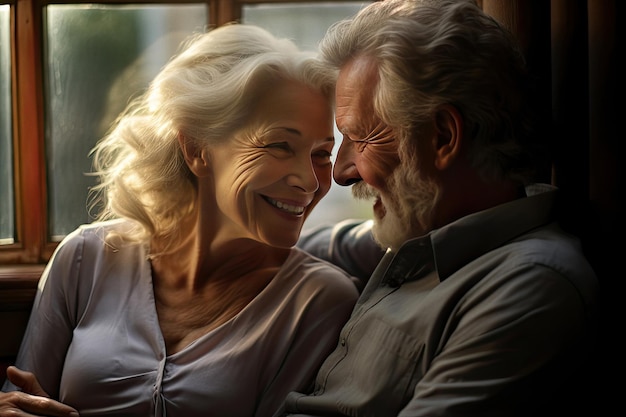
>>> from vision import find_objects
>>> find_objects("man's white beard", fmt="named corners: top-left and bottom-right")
top-left (352, 165), bottom-right (439, 252)
top-left (370, 199), bottom-right (409, 251)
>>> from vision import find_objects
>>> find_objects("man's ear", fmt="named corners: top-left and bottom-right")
top-left (433, 104), bottom-right (463, 170)
top-left (178, 133), bottom-right (211, 177)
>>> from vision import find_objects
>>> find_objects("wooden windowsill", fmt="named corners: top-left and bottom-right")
top-left (0, 265), bottom-right (43, 311)
top-left (0, 264), bottom-right (44, 282)
top-left (0, 265), bottom-right (42, 374)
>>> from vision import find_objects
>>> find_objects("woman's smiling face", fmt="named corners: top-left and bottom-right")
top-left (209, 79), bottom-right (335, 248)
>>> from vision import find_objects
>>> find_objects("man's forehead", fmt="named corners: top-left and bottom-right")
top-left (335, 56), bottom-right (379, 131)
top-left (338, 57), bottom-right (378, 107)
top-left (337, 55), bottom-right (379, 91)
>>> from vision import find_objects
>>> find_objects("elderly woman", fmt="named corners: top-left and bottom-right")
top-left (0, 24), bottom-right (358, 417)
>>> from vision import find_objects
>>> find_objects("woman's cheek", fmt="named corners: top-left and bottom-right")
top-left (315, 164), bottom-right (332, 198)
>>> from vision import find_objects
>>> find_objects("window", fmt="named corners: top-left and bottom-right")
top-left (45, 3), bottom-right (209, 240)
top-left (0, 0), bottom-right (373, 269)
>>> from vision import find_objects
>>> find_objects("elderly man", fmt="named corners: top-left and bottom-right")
top-left (287, 0), bottom-right (599, 416)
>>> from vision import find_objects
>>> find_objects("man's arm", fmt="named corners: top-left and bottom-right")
top-left (298, 219), bottom-right (385, 292)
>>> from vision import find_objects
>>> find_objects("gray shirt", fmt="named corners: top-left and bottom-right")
top-left (287, 184), bottom-right (598, 417)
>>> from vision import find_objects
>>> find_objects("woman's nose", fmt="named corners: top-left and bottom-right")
top-left (333, 139), bottom-right (361, 186)
top-left (287, 160), bottom-right (320, 193)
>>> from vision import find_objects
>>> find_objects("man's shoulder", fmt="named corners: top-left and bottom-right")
top-left (500, 223), bottom-right (598, 303)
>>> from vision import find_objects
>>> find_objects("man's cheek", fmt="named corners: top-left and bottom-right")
top-left (359, 155), bottom-right (393, 189)
top-left (363, 147), bottom-right (399, 177)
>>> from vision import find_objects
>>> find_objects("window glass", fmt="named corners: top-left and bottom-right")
top-left (243, 2), bottom-right (374, 229)
top-left (243, 2), bottom-right (369, 50)
top-left (0, 4), bottom-right (14, 244)
top-left (43, 2), bottom-right (374, 243)
top-left (44, 4), bottom-right (207, 241)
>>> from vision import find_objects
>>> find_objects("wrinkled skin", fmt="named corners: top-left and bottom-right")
top-left (193, 79), bottom-right (335, 250)
top-left (333, 55), bottom-right (438, 250)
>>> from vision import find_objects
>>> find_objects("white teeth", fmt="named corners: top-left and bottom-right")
top-left (266, 197), bottom-right (305, 215)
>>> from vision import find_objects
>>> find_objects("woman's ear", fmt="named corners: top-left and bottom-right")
top-left (433, 104), bottom-right (463, 170)
top-left (178, 133), bottom-right (211, 177)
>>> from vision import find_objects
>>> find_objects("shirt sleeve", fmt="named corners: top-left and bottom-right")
top-left (2, 230), bottom-right (88, 399)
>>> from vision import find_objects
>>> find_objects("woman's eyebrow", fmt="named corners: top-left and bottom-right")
top-left (265, 127), bottom-right (334, 144)
top-left (265, 126), bottom-right (301, 136)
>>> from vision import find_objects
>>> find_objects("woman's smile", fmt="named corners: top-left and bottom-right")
top-left (262, 196), bottom-right (308, 216)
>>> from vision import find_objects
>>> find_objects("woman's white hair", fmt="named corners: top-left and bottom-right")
top-left (88, 24), bottom-right (336, 250)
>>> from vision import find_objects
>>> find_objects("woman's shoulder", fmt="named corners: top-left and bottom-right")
top-left (45, 219), bottom-right (149, 289)
top-left (54, 219), bottom-right (145, 261)
top-left (283, 247), bottom-right (360, 296)
top-left (74, 218), bottom-right (134, 236)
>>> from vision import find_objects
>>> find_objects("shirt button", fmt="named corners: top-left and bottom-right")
top-left (340, 337), bottom-right (346, 346)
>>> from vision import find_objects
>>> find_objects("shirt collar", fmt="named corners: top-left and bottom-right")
top-left (380, 183), bottom-right (558, 286)
top-left (382, 237), bottom-right (435, 287)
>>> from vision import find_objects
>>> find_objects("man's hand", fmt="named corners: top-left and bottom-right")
top-left (0, 366), bottom-right (79, 416)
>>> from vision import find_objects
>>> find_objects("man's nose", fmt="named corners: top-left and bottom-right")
top-left (333, 139), bottom-right (361, 186)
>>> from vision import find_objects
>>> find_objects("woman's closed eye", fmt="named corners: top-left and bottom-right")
top-left (312, 149), bottom-right (333, 165)
top-left (264, 142), bottom-right (294, 155)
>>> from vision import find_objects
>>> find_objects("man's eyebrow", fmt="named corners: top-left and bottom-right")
top-left (341, 128), bottom-right (368, 143)
top-left (339, 123), bottom-right (365, 138)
